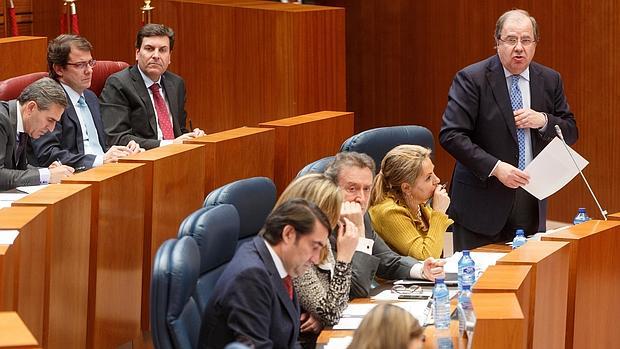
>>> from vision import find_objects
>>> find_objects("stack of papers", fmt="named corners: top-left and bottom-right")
top-left (324, 336), bottom-right (352, 349)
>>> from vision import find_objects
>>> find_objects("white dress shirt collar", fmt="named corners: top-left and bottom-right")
top-left (503, 66), bottom-right (530, 82)
top-left (263, 238), bottom-right (289, 278)
top-left (137, 65), bottom-right (161, 89)
top-left (16, 101), bottom-right (24, 133)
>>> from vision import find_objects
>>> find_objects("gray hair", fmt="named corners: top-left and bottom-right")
top-left (495, 9), bottom-right (539, 42)
top-left (17, 77), bottom-right (68, 110)
top-left (324, 151), bottom-right (376, 184)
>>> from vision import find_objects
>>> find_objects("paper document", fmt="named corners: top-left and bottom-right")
top-left (0, 230), bottom-right (20, 245)
top-left (325, 336), bottom-right (352, 349)
top-left (16, 185), bottom-right (48, 194)
top-left (522, 137), bottom-right (588, 200)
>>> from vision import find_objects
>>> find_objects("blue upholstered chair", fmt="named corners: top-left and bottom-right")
top-left (296, 156), bottom-right (335, 178)
top-left (339, 125), bottom-right (435, 170)
top-left (150, 236), bottom-right (201, 349)
top-left (203, 177), bottom-right (276, 248)
top-left (177, 204), bottom-right (240, 313)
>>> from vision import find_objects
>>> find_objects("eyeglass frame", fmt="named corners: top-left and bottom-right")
top-left (496, 36), bottom-right (537, 47)
top-left (65, 59), bottom-right (97, 70)
top-left (391, 284), bottom-right (423, 295)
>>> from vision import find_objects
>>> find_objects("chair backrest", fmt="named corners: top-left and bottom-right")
top-left (0, 72), bottom-right (48, 101)
top-left (296, 156), bottom-right (335, 178)
top-left (0, 60), bottom-right (129, 101)
top-left (203, 177), bottom-right (276, 248)
top-left (340, 125), bottom-right (435, 171)
top-left (177, 204), bottom-right (240, 313)
top-left (151, 236), bottom-right (202, 349)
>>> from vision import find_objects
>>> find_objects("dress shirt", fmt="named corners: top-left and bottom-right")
top-left (137, 66), bottom-right (174, 146)
top-left (16, 102), bottom-right (49, 184)
top-left (356, 232), bottom-right (424, 280)
top-left (62, 83), bottom-right (104, 166)
top-left (264, 238), bottom-right (289, 278)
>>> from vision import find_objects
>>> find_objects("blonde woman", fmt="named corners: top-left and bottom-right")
top-left (274, 174), bottom-right (359, 337)
top-left (368, 145), bottom-right (453, 260)
top-left (348, 303), bottom-right (425, 349)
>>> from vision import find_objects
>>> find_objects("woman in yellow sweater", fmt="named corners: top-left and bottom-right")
top-left (368, 145), bottom-right (453, 260)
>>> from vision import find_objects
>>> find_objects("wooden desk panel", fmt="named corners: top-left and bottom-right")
top-left (62, 163), bottom-right (146, 349)
top-left (473, 265), bottom-right (531, 349)
top-left (0, 207), bottom-right (46, 344)
top-left (120, 144), bottom-right (206, 329)
top-left (470, 293), bottom-right (525, 349)
top-left (0, 37), bottom-right (46, 80)
top-left (185, 127), bottom-right (275, 194)
top-left (496, 241), bottom-right (570, 349)
top-left (542, 220), bottom-right (620, 349)
top-left (259, 111), bottom-right (354, 192)
top-left (0, 311), bottom-right (40, 349)
top-left (12, 184), bottom-right (91, 349)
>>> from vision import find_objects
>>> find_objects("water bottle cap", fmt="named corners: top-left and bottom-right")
top-left (462, 250), bottom-right (470, 255)
top-left (462, 284), bottom-right (471, 290)
top-left (435, 278), bottom-right (445, 283)
top-left (516, 229), bottom-right (525, 236)
top-left (578, 208), bottom-right (586, 213)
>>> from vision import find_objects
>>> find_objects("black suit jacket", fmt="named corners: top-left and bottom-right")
top-left (0, 100), bottom-right (40, 190)
top-left (439, 55), bottom-right (578, 235)
top-left (31, 88), bottom-right (107, 169)
top-left (99, 65), bottom-right (188, 150)
top-left (199, 236), bottom-right (302, 349)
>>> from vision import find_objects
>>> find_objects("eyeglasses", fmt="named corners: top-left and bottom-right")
top-left (66, 59), bottom-right (97, 70)
top-left (391, 284), bottom-right (423, 295)
top-left (498, 36), bottom-right (536, 47)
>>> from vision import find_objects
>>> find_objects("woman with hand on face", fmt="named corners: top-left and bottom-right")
top-left (274, 173), bottom-right (359, 346)
top-left (368, 145), bottom-right (453, 260)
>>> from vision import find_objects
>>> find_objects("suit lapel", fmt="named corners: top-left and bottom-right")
top-left (129, 65), bottom-right (158, 134)
top-left (253, 237), bottom-right (300, 338)
top-left (161, 74), bottom-right (182, 135)
top-left (64, 100), bottom-right (86, 153)
top-left (529, 64), bottom-right (545, 149)
top-left (85, 91), bottom-right (107, 149)
top-left (487, 56), bottom-right (518, 145)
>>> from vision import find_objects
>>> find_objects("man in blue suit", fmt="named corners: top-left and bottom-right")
top-left (200, 199), bottom-right (331, 349)
top-left (31, 35), bottom-right (140, 170)
top-left (440, 9), bottom-right (578, 250)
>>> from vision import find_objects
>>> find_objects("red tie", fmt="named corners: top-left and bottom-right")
top-left (282, 276), bottom-right (293, 300)
top-left (149, 83), bottom-right (174, 140)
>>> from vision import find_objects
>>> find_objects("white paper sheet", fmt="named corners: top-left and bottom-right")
top-left (0, 230), bottom-right (19, 244)
top-left (0, 193), bottom-right (27, 202)
top-left (341, 303), bottom-right (377, 317)
top-left (522, 137), bottom-right (588, 200)
top-left (324, 336), bottom-right (352, 349)
top-left (333, 317), bottom-right (364, 330)
top-left (445, 252), bottom-right (506, 274)
top-left (16, 185), bottom-right (48, 194)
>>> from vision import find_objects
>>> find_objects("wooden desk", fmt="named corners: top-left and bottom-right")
top-left (496, 240), bottom-right (570, 349)
top-left (12, 184), bottom-right (92, 349)
top-left (0, 37), bottom-right (46, 80)
top-left (120, 144), bottom-right (206, 329)
top-left (0, 207), bottom-right (46, 344)
top-left (259, 111), bottom-right (354, 192)
top-left (62, 163), bottom-right (146, 349)
top-left (185, 126), bottom-right (275, 194)
top-left (542, 220), bottom-right (620, 349)
top-left (0, 311), bottom-right (40, 349)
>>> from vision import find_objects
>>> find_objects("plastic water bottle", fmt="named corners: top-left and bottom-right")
top-left (458, 285), bottom-right (473, 335)
top-left (573, 208), bottom-right (591, 225)
top-left (458, 250), bottom-right (476, 291)
top-left (512, 229), bottom-right (527, 250)
top-left (433, 278), bottom-right (450, 330)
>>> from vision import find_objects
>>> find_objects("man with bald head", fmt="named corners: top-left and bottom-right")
top-left (440, 9), bottom-right (578, 250)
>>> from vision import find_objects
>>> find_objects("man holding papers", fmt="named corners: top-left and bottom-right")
top-left (440, 9), bottom-right (578, 250)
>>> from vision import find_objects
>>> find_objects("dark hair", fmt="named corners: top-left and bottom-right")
top-left (17, 77), bottom-right (68, 110)
top-left (495, 9), bottom-right (539, 42)
top-left (136, 24), bottom-right (175, 50)
top-left (324, 151), bottom-right (376, 184)
top-left (47, 34), bottom-right (93, 80)
top-left (260, 198), bottom-right (331, 245)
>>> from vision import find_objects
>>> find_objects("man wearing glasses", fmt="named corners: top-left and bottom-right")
top-left (440, 9), bottom-right (578, 250)
top-left (31, 35), bottom-right (140, 170)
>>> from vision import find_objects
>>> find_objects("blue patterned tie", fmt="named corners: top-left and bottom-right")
top-left (510, 75), bottom-right (526, 170)
top-left (78, 96), bottom-right (104, 156)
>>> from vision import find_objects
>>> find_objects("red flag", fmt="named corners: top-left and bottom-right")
top-left (60, 3), bottom-right (67, 34)
top-left (70, 2), bottom-right (79, 34)
top-left (8, 0), bottom-right (19, 36)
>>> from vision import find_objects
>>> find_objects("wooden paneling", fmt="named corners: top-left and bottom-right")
top-left (542, 220), bottom-right (620, 349)
top-left (185, 126), bottom-right (275, 194)
top-left (470, 293), bottom-right (526, 349)
top-left (0, 311), bottom-right (39, 349)
top-left (260, 111), bottom-right (354, 192)
top-left (0, 36), bottom-right (46, 80)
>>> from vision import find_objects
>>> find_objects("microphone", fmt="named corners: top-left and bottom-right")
top-left (555, 125), bottom-right (607, 220)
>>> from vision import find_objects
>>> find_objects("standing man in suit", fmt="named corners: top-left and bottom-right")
top-left (324, 152), bottom-right (445, 298)
top-left (31, 35), bottom-right (140, 170)
top-left (0, 78), bottom-right (74, 190)
top-left (439, 9), bottom-right (578, 251)
top-left (200, 199), bottom-right (330, 349)
top-left (100, 24), bottom-right (204, 150)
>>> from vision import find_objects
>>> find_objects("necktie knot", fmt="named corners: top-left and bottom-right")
top-left (511, 74), bottom-right (520, 85)
top-left (149, 83), bottom-right (161, 93)
top-left (77, 95), bottom-right (87, 108)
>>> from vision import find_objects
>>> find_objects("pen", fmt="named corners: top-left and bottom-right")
top-left (56, 158), bottom-right (62, 166)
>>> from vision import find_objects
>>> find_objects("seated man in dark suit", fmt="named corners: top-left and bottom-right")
top-left (200, 199), bottom-right (330, 349)
top-left (31, 35), bottom-right (141, 170)
top-left (99, 24), bottom-right (204, 150)
top-left (0, 78), bottom-right (74, 190)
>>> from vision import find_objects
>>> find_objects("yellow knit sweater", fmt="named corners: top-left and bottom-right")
top-left (368, 197), bottom-right (453, 260)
